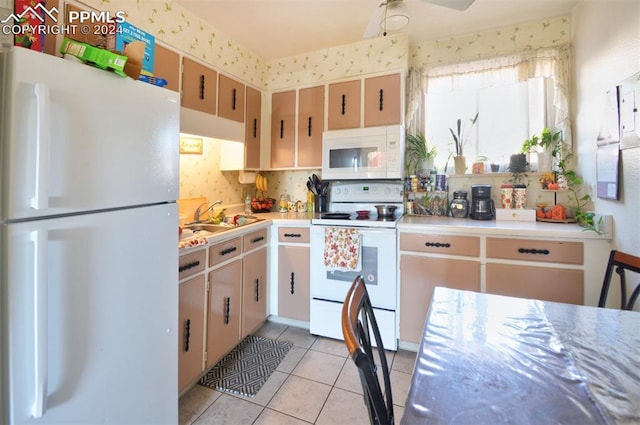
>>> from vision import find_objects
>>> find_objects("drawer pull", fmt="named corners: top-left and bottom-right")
top-left (251, 236), bottom-right (265, 244)
top-left (184, 319), bottom-right (191, 352)
top-left (179, 260), bottom-right (200, 272)
top-left (518, 248), bottom-right (550, 255)
top-left (252, 118), bottom-right (257, 138)
top-left (425, 242), bottom-right (451, 248)
top-left (199, 74), bottom-right (205, 100)
top-left (341, 94), bottom-right (346, 115)
top-left (232, 88), bottom-right (237, 110)
top-left (308, 116), bottom-right (312, 137)
top-left (379, 89), bottom-right (384, 111)
top-left (283, 233), bottom-right (302, 238)
top-left (255, 278), bottom-right (260, 302)
top-left (220, 246), bottom-right (238, 256)
top-left (224, 297), bottom-right (230, 324)
top-left (280, 119), bottom-right (284, 139)
top-left (290, 272), bottom-right (295, 294)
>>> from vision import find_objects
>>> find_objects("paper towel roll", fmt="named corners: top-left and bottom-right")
top-left (238, 171), bottom-right (257, 184)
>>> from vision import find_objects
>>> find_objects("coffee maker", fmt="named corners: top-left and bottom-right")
top-left (470, 184), bottom-right (495, 220)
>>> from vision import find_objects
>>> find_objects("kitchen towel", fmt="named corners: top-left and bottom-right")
top-left (323, 228), bottom-right (362, 272)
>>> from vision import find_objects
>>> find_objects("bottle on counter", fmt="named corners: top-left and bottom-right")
top-left (307, 190), bottom-right (315, 213)
top-left (244, 194), bottom-right (251, 215)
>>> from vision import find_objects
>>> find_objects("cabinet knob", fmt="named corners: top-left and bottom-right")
top-left (518, 248), bottom-right (550, 255)
top-left (425, 242), bottom-right (451, 248)
top-left (184, 319), bottom-right (191, 352)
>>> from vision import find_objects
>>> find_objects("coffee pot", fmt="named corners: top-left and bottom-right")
top-left (470, 184), bottom-right (495, 220)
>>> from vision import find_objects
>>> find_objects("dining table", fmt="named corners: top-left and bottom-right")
top-left (400, 287), bottom-right (640, 425)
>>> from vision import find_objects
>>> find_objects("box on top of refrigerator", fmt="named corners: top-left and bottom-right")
top-left (108, 21), bottom-right (154, 76)
top-left (12, 0), bottom-right (46, 51)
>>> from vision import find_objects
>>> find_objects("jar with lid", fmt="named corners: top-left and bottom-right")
top-left (279, 194), bottom-right (290, 212)
top-left (450, 190), bottom-right (469, 218)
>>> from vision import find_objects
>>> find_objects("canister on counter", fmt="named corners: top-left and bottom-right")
top-left (410, 175), bottom-right (419, 192)
top-left (279, 193), bottom-right (289, 212)
top-left (306, 190), bottom-right (314, 212)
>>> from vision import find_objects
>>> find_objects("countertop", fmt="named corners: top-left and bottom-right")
top-left (398, 215), bottom-right (613, 240)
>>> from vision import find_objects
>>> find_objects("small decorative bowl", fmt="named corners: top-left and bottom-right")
top-left (356, 210), bottom-right (370, 219)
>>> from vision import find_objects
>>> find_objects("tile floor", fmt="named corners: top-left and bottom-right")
top-left (179, 321), bottom-right (417, 425)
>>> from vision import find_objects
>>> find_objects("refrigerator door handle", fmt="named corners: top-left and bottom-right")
top-left (31, 230), bottom-right (49, 418)
top-left (32, 83), bottom-right (51, 210)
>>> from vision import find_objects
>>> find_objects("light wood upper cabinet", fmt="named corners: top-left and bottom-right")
top-left (244, 86), bottom-right (262, 169)
top-left (327, 79), bottom-right (361, 130)
top-left (218, 74), bottom-right (245, 123)
top-left (364, 73), bottom-right (401, 127)
top-left (182, 57), bottom-right (217, 115)
top-left (297, 85), bottom-right (325, 167)
top-left (271, 90), bottom-right (296, 168)
top-left (153, 44), bottom-right (180, 92)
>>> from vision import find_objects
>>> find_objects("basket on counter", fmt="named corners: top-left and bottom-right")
top-left (251, 197), bottom-right (275, 213)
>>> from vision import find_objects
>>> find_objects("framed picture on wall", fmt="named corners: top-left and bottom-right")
top-left (596, 142), bottom-right (620, 200)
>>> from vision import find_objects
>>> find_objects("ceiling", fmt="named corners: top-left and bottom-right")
top-left (174, 0), bottom-right (580, 61)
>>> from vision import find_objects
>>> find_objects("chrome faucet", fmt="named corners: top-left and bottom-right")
top-left (193, 200), bottom-right (222, 223)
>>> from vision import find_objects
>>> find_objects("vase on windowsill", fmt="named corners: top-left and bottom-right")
top-left (453, 156), bottom-right (466, 174)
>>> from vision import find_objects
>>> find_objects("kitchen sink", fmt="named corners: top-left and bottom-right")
top-left (184, 223), bottom-right (230, 233)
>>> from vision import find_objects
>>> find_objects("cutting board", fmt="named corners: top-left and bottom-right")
top-left (177, 197), bottom-right (208, 223)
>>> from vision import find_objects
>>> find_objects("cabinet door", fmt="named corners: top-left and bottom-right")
top-left (327, 79), bottom-right (361, 130)
top-left (486, 264), bottom-right (583, 304)
top-left (178, 274), bottom-right (206, 393)
top-left (278, 245), bottom-right (310, 321)
top-left (271, 90), bottom-right (296, 168)
top-left (154, 44), bottom-right (180, 92)
top-left (364, 73), bottom-right (401, 127)
top-left (182, 57), bottom-right (217, 115)
top-left (218, 74), bottom-right (245, 123)
top-left (242, 247), bottom-right (268, 338)
top-left (244, 86), bottom-right (262, 169)
top-left (399, 255), bottom-right (480, 344)
top-left (297, 85), bottom-right (324, 167)
top-left (206, 260), bottom-right (242, 367)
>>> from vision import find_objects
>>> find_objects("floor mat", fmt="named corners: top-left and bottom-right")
top-left (199, 335), bottom-right (293, 397)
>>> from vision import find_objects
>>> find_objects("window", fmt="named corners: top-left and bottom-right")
top-left (412, 46), bottom-right (571, 172)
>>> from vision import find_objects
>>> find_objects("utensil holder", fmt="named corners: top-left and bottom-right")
top-left (315, 195), bottom-right (328, 213)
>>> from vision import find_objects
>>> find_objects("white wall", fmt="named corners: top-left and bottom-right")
top-left (571, 1), bottom-right (640, 254)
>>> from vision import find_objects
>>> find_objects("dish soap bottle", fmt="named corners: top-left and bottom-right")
top-left (244, 194), bottom-right (251, 215)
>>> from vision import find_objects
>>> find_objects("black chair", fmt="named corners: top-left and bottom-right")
top-left (342, 276), bottom-right (394, 425)
top-left (598, 250), bottom-right (640, 310)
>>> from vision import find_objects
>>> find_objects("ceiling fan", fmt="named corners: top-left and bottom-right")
top-left (363, 0), bottom-right (475, 38)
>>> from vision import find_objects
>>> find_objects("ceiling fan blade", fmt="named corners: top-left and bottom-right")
top-left (363, 4), bottom-right (385, 39)
top-left (423, 0), bottom-right (475, 11)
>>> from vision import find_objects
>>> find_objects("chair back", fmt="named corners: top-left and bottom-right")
top-left (342, 276), bottom-right (394, 425)
top-left (598, 250), bottom-right (640, 310)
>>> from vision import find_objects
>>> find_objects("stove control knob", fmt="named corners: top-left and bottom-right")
top-left (384, 187), bottom-right (391, 194)
top-left (334, 188), bottom-right (341, 196)
top-left (343, 188), bottom-right (349, 196)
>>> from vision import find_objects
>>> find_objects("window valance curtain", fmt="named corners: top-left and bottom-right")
top-left (406, 44), bottom-right (572, 148)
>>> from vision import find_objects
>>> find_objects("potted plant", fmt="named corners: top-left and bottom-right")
top-left (405, 132), bottom-right (437, 176)
top-left (508, 153), bottom-right (529, 186)
top-left (449, 113), bottom-right (478, 174)
top-left (521, 128), bottom-right (562, 172)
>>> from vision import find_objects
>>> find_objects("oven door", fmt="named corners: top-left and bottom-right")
top-left (310, 226), bottom-right (397, 309)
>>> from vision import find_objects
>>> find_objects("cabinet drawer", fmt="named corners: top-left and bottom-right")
top-left (178, 248), bottom-right (206, 280)
top-left (486, 238), bottom-right (583, 265)
top-left (278, 227), bottom-right (310, 243)
top-left (209, 237), bottom-right (242, 267)
top-left (400, 233), bottom-right (480, 257)
top-left (243, 228), bottom-right (268, 251)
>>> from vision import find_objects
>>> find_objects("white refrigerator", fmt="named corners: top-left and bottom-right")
top-left (0, 47), bottom-right (180, 424)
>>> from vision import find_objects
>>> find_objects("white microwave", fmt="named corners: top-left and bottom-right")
top-left (321, 125), bottom-right (405, 180)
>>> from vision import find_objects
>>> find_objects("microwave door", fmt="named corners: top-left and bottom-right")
top-left (323, 141), bottom-right (386, 180)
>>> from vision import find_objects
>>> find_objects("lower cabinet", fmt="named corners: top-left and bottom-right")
top-left (178, 273), bottom-right (206, 393)
top-left (206, 259), bottom-right (242, 368)
top-left (278, 245), bottom-right (310, 321)
top-left (485, 237), bottom-right (584, 304)
top-left (242, 246), bottom-right (268, 338)
top-left (399, 254), bottom-right (480, 344)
